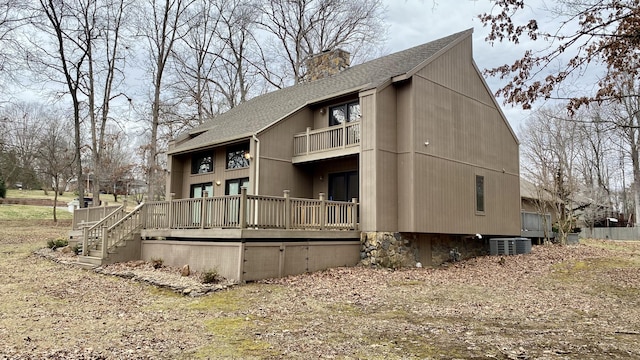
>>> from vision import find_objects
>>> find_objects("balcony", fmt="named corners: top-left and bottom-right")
top-left (292, 121), bottom-right (360, 163)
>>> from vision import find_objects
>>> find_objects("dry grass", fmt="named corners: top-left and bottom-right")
top-left (1, 222), bottom-right (640, 359)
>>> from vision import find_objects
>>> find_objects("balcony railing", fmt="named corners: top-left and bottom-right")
top-left (143, 189), bottom-right (359, 231)
top-left (293, 121), bottom-right (360, 156)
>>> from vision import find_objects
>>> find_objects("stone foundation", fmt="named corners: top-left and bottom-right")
top-left (360, 232), bottom-right (489, 268)
top-left (360, 232), bottom-right (419, 268)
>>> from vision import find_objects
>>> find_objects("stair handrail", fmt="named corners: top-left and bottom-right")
top-left (82, 203), bottom-right (128, 256)
top-left (102, 203), bottom-right (145, 258)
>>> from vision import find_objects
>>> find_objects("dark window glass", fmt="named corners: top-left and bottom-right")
top-left (191, 153), bottom-right (213, 174)
top-left (476, 175), bottom-right (485, 213)
top-left (226, 143), bottom-right (250, 169)
top-left (329, 101), bottom-right (360, 126)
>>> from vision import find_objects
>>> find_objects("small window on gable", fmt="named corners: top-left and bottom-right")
top-left (329, 101), bottom-right (360, 126)
top-left (476, 175), bottom-right (485, 213)
top-left (226, 143), bottom-right (250, 169)
top-left (191, 152), bottom-right (213, 174)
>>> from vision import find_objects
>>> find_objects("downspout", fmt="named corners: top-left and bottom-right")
top-left (252, 134), bottom-right (260, 195)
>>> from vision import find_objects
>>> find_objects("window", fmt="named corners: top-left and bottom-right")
top-left (225, 177), bottom-right (250, 195)
top-left (329, 101), bottom-right (361, 126)
top-left (191, 152), bottom-right (213, 174)
top-left (476, 175), bottom-right (485, 213)
top-left (226, 143), bottom-right (250, 169)
top-left (190, 182), bottom-right (213, 198)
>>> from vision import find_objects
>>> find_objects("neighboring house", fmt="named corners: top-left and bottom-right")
top-left (520, 178), bottom-right (555, 241)
top-left (73, 29), bottom-right (521, 281)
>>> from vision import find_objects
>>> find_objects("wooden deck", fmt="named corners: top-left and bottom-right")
top-left (70, 192), bottom-right (361, 280)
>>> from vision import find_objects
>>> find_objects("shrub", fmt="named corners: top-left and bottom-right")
top-left (201, 268), bottom-right (221, 284)
top-left (47, 238), bottom-right (68, 250)
top-left (0, 178), bottom-right (6, 199)
top-left (151, 257), bottom-right (164, 269)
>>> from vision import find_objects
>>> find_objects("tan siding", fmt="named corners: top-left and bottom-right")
top-left (407, 155), bottom-right (520, 235)
top-left (396, 82), bottom-right (414, 230)
top-left (360, 86), bottom-right (399, 232)
top-left (402, 36), bottom-right (520, 236)
top-left (258, 108), bottom-right (314, 197)
top-left (179, 145), bottom-right (252, 198)
top-left (360, 92), bottom-right (377, 231)
top-left (168, 154), bottom-right (184, 198)
top-left (416, 37), bottom-right (494, 106)
top-left (374, 85), bottom-right (398, 231)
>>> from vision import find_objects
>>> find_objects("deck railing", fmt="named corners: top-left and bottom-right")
top-left (102, 203), bottom-right (145, 258)
top-left (143, 189), bottom-right (358, 231)
top-left (81, 203), bottom-right (128, 256)
top-left (72, 204), bottom-right (121, 230)
top-left (293, 121), bottom-right (360, 156)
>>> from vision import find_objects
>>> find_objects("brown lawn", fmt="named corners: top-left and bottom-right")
top-left (1, 219), bottom-right (639, 359)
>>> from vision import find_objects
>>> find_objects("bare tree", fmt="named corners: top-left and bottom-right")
top-left (32, 0), bottom-right (131, 207)
top-left (520, 107), bottom-right (581, 244)
top-left (36, 112), bottom-right (75, 222)
top-left (79, 0), bottom-right (130, 207)
top-left (32, 0), bottom-right (88, 206)
top-left (136, 0), bottom-right (195, 201)
top-left (0, 0), bottom-right (31, 88)
top-left (612, 79), bottom-right (640, 226)
top-left (98, 128), bottom-right (134, 202)
top-left (0, 102), bottom-right (48, 190)
top-left (256, 0), bottom-right (386, 85)
top-left (170, 0), bottom-right (223, 127)
top-left (479, 0), bottom-right (640, 110)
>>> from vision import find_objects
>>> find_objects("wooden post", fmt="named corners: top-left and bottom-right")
top-left (101, 226), bottom-right (108, 259)
top-left (239, 187), bottom-right (247, 229)
top-left (305, 127), bottom-right (311, 155)
top-left (82, 227), bottom-right (88, 256)
top-left (342, 121), bottom-right (347, 148)
top-left (167, 193), bottom-right (174, 229)
top-left (200, 191), bottom-right (208, 230)
top-left (319, 192), bottom-right (326, 230)
top-left (352, 198), bottom-right (359, 230)
top-left (283, 190), bottom-right (291, 230)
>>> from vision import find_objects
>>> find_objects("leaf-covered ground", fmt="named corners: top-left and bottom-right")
top-left (1, 219), bottom-right (640, 359)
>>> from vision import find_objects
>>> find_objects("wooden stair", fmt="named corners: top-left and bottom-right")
top-left (73, 203), bottom-right (145, 269)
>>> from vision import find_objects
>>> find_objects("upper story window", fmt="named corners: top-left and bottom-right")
top-left (476, 175), bottom-right (485, 213)
top-left (191, 152), bottom-right (213, 174)
top-left (329, 101), bottom-right (360, 126)
top-left (226, 143), bottom-right (250, 169)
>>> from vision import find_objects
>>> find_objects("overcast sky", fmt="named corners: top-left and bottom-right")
top-left (382, 0), bottom-right (541, 133)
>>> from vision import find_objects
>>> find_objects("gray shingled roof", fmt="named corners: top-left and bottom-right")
top-left (169, 29), bottom-right (472, 155)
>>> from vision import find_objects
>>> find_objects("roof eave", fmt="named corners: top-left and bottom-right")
top-left (167, 133), bottom-right (253, 155)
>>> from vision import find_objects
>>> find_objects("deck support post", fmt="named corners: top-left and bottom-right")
top-left (239, 187), bottom-right (247, 229)
top-left (305, 127), bottom-right (311, 155)
top-left (319, 192), bottom-right (326, 230)
top-left (283, 190), bottom-right (291, 229)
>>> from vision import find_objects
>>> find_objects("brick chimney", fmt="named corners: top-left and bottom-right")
top-left (304, 49), bottom-right (350, 81)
